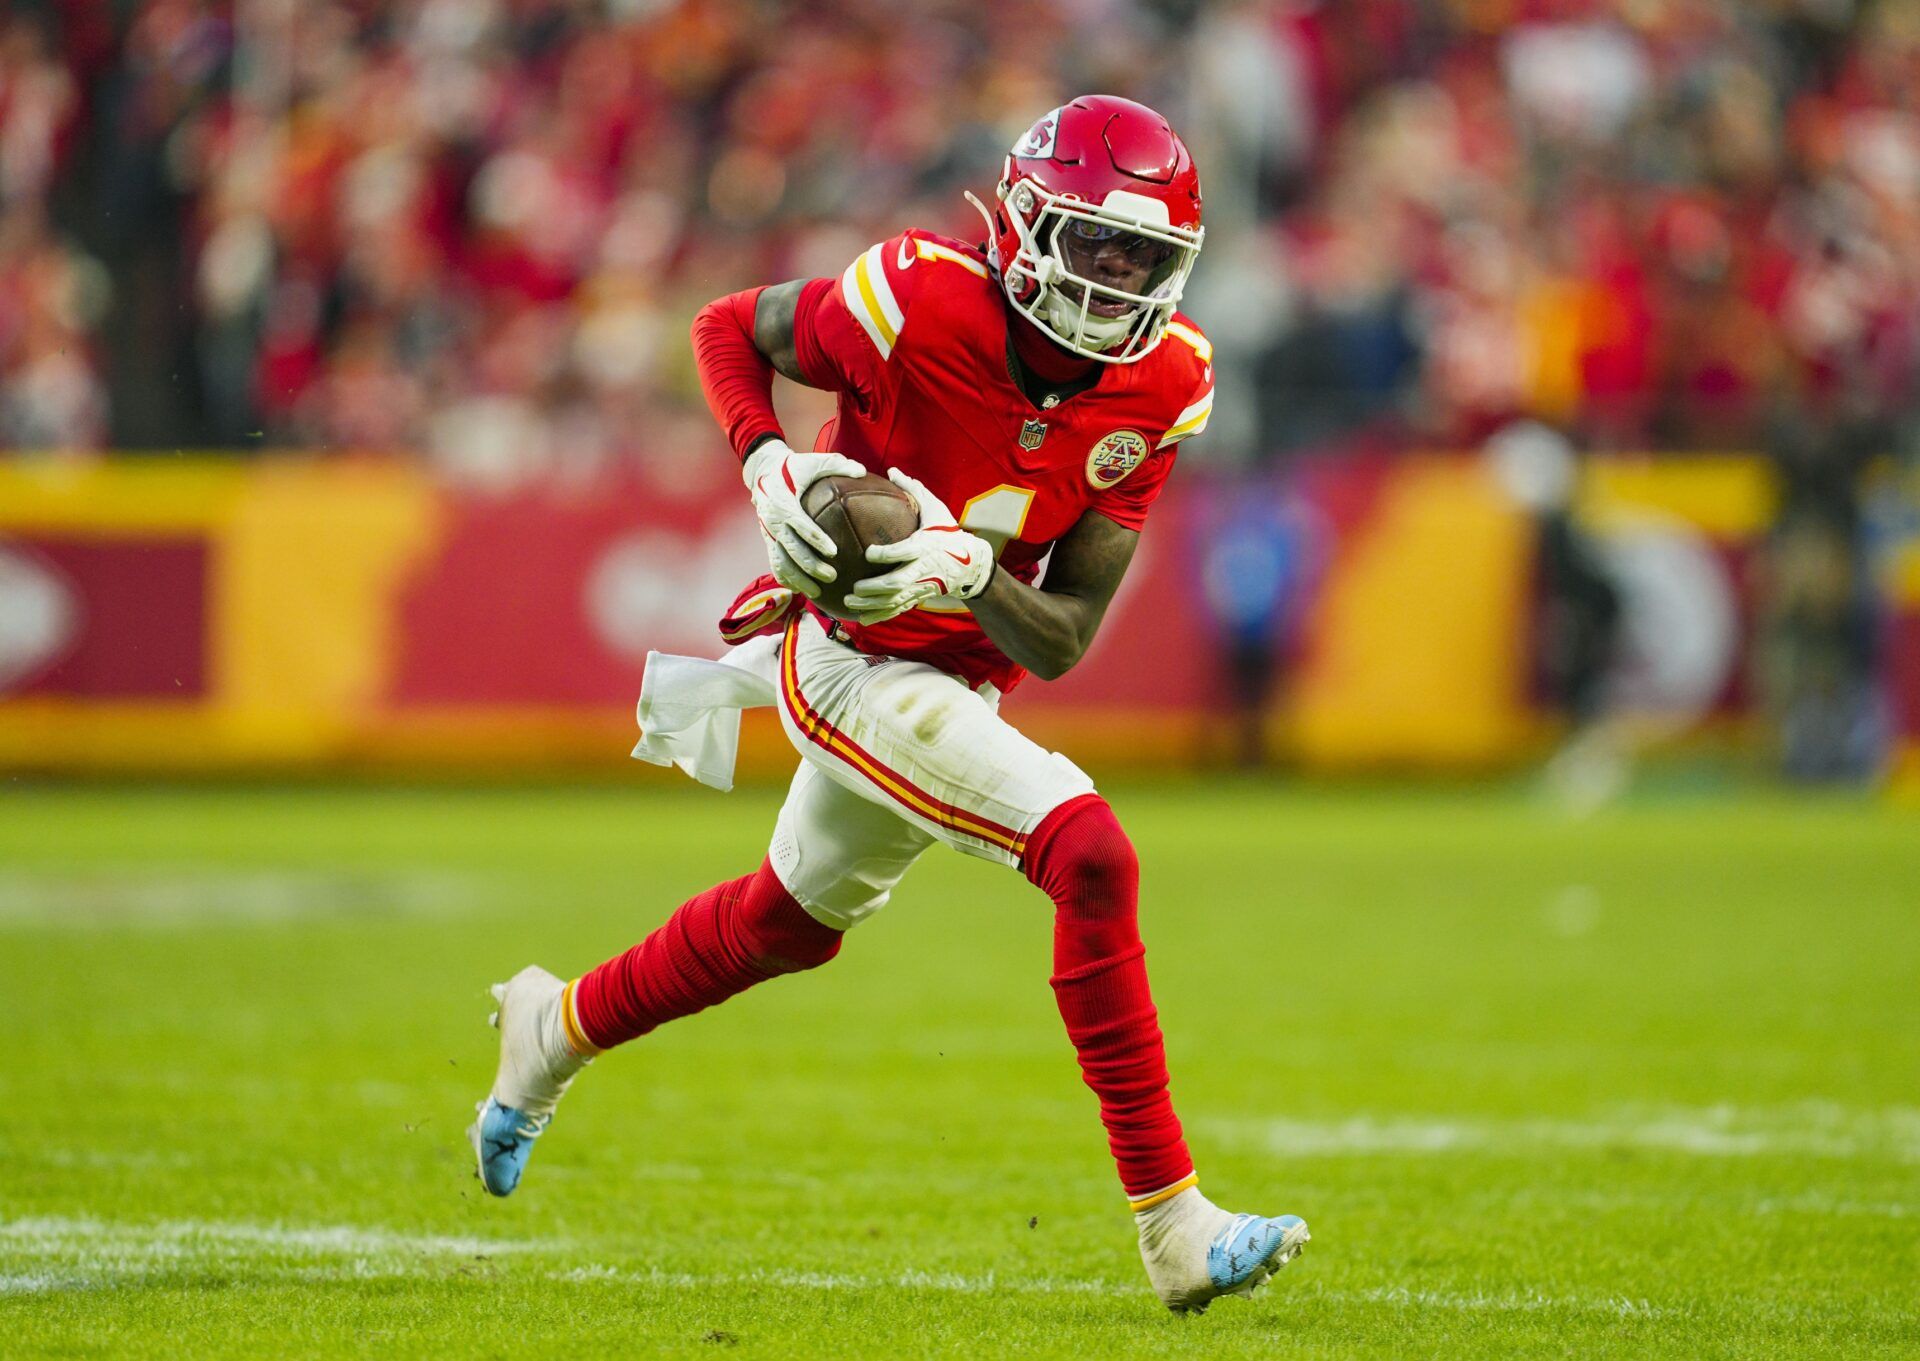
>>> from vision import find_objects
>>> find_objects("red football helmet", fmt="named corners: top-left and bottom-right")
top-left (970, 95), bottom-right (1204, 364)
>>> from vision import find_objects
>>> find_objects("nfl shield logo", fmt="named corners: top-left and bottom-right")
top-left (1019, 418), bottom-right (1048, 451)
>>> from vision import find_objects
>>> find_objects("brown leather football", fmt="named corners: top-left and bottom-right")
top-left (800, 473), bottom-right (920, 618)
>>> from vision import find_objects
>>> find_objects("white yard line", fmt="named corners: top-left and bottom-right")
top-left (1201, 1103), bottom-right (1920, 1163)
top-left (1333, 1285), bottom-right (1667, 1318)
top-left (32, 1148), bottom-right (197, 1171)
top-left (3, 1217), bottom-right (1654, 1318)
top-left (0, 869), bottom-right (474, 929)
top-left (553, 1265), bottom-right (1122, 1295)
top-left (0, 1273), bottom-right (69, 1296)
top-left (0, 1215), bottom-right (544, 1258)
top-left (544, 1264), bottom-right (1670, 1316)
top-left (4, 1244), bottom-right (1671, 1320)
top-left (5, 1215), bottom-right (1896, 1326)
top-left (0, 1216), bottom-right (552, 1294)
top-left (1752, 1194), bottom-right (1913, 1219)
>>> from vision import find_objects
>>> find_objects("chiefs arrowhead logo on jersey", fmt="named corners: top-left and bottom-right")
top-left (1086, 430), bottom-right (1150, 489)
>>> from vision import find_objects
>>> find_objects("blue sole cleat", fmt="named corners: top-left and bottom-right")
top-left (1182, 1213), bottom-right (1311, 1314)
top-left (469, 1095), bottom-right (550, 1197)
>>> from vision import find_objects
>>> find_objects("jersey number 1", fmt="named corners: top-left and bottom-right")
top-left (920, 484), bottom-right (1035, 613)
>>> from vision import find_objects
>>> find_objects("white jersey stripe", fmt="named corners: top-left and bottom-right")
top-left (863, 243), bottom-right (905, 334)
top-left (1170, 389), bottom-right (1213, 429)
top-left (841, 257), bottom-right (894, 360)
top-left (1160, 416), bottom-right (1210, 446)
top-left (1160, 390), bottom-right (1214, 446)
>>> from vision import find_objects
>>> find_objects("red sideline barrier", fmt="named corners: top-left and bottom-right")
top-left (3, 454), bottom-right (1912, 780)
top-left (387, 480), bottom-right (1228, 719)
top-left (3, 537), bottom-right (209, 700)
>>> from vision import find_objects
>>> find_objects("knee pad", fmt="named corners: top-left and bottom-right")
top-left (1025, 794), bottom-right (1140, 921)
top-left (738, 860), bottom-right (845, 974)
top-left (747, 928), bottom-right (842, 975)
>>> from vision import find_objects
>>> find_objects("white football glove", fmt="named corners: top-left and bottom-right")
top-left (742, 439), bottom-right (867, 599)
top-left (843, 469), bottom-right (995, 624)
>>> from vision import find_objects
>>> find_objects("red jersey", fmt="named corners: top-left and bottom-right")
top-left (789, 230), bottom-right (1215, 692)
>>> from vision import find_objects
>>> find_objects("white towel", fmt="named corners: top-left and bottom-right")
top-left (629, 633), bottom-right (781, 792)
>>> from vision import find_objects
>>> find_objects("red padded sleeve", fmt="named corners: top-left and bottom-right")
top-left (691, 287), bottom-right (781, 460)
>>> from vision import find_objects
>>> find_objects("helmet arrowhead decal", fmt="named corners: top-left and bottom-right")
top-left (1013, 108), bottom-right (1062, 160)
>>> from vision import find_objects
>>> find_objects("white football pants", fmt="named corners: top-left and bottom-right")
top-left (768, 614), bottom-right (1096, 930)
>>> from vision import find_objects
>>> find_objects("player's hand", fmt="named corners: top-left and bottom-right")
top-left (843, 469), bottom-right (995, 624)
top-left (742, 439), bottom-right (867, 599)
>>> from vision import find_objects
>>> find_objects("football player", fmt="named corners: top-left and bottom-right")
top-left (471, 95), bottom-right (1308, 1313)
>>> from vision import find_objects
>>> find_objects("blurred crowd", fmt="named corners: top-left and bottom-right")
top-left (1222, 0), bottom-right (1920, 461)
top-left (2, 0), bottom-right (1917, 488)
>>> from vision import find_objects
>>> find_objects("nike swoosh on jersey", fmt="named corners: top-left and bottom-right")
top-left (897, 238), bottom-right (914, 270)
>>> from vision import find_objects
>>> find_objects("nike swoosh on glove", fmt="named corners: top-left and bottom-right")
top-left (743, 439), bottom-right (867, 599)
top-left (843, 469), bottom-right (995, 625)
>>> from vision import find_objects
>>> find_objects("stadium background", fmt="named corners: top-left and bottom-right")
top-left (6, 4), bottom-right (1920, 1355)
top-left (3, 0), bottom-right (1917, 790)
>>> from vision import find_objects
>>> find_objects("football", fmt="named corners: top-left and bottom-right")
top-left (801, 472), bottom-right (920, 618)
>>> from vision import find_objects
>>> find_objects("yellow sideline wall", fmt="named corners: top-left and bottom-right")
top-left (1, 453), bottom-right (1909, 783)
top-left (1282, 456), bottom-right (1537, 769)
top-left (0, 458), bottom-right (439, 772)
top-left (1890, 540), bottom-right (1920, 804)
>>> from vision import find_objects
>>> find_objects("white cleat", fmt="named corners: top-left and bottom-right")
top-left (1136, 1186), bottom-right (1311, 1313)
top-left (466, 965), bottom-right (589, 1197)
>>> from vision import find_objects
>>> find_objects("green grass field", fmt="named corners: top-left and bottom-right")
top-left (2, 778), bottom-right (1916, 1358)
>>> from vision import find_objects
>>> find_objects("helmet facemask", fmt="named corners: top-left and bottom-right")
top-left (993, 179), bottom-right (1203, 364)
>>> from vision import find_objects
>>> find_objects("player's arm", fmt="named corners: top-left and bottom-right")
top-left (690, 281), bottom-right (865, 596)
top-left (964, 510), bottom-right (1138, 681)
top-left (752, 280), bottom-right (809, 386)
top-left (695, 262), bottom-right (892, 429)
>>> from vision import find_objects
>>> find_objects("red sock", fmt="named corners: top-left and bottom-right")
top-left (1025, 794), bottom-right (1194, 1201)
top-left (572, 859), bottom-right (842, 1049)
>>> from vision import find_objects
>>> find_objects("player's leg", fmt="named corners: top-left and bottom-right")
top-left (1022, 794), bottom-right (1308, 1312)
top-left (777, 614), bottom-right (1308, 1310)
top-left (471, 760), bottom-right (931, 1197)
top-left (570, 762), bottom-right (934, 1044)
top-left (470, 865), bottom-right (833, 1198)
